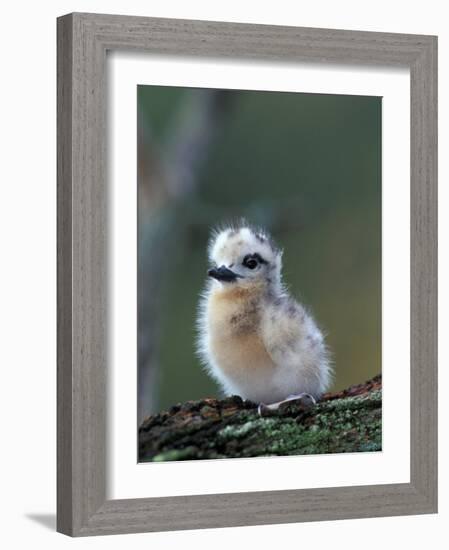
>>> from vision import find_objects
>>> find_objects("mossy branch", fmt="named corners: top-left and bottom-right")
top-left (139, 375), bottom-right (382, 462)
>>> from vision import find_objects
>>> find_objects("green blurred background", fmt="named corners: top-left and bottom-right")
top-left (137, 86), bottom-right (381, 419)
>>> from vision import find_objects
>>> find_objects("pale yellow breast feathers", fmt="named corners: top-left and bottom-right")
top-left (207, 287), bottom-right (276, 379)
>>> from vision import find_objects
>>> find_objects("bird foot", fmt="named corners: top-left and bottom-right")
top-left (258, 393), bottom-right (316, 416)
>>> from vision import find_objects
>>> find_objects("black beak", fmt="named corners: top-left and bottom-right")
top-left (208, 265), bottom-right (241, 282)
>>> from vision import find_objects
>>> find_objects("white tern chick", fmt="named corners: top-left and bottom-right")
top-left (197, 223), bottom-right (333, 411)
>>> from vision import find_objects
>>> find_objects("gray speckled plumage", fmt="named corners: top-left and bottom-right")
top-left (197, 223), bottom-right (333, 404)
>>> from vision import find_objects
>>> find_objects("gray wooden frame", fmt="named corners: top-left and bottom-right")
top-left (57, 12), bottom-right (438, 537)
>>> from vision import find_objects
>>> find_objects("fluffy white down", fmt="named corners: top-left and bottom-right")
top-left (196, 224), bottom-right (333, 404)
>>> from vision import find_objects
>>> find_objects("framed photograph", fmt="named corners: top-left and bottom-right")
top-left (57, 12), bottom-right (437, 536)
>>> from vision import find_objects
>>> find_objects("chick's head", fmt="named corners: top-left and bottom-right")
top-left (207, 224), bottom-right (282, 292)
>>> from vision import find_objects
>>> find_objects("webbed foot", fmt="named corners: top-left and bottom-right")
top-left (258, 393), bottom-right (316, 416)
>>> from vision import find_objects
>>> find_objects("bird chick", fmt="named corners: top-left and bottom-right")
top-left (196, 223), bottom-right (333, 409)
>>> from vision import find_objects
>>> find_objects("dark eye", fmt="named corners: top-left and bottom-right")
top-left (243, 255), bottom-right (258, 269)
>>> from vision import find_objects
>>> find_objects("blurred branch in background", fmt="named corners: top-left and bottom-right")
top-left (138, 90), bottom-right (234, 421)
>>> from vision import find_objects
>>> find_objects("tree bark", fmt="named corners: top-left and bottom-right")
top-left (139, 375), bottom-right (382, 461)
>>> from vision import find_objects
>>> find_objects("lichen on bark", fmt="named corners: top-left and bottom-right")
top-left (139, 375), bottom-right (382, 462)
